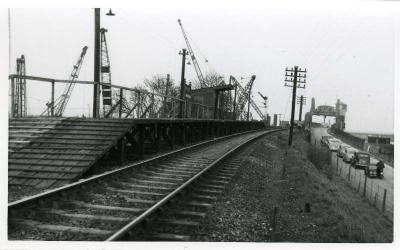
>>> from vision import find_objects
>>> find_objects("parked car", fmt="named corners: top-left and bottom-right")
top-left (320, 135), bottom-right (333, 145)
top-left (337, 144), bottom-right (350, 158)
top-left (327, 138), bottom-right (341, 151)
top-left (343, 147), bottom-right (358, 163)
top-left (365, 160), bottom-right (385, 178)
top-left (350, 151), bottom-right (371, 169)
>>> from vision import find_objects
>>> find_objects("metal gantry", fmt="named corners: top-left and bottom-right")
top-left (11, 55), bottom-right (27, 117)
top-left (100, 28), bottom-right (113, 117)
top-left (41, 46), bottom-right (88, 117)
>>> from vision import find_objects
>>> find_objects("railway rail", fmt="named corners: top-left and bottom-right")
top-left (8, 128), bottom-right (284, 241)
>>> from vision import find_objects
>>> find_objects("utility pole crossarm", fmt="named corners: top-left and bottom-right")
top-left (284, 66), bottom-right (307, 146)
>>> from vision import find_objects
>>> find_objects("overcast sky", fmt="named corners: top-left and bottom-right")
top-left (1, 2), bottom-right (397, 134)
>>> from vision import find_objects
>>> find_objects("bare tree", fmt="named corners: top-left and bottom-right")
top-left (190, 71), bottom-right (225, 89)
top-left (110, 74), bottom-right (182, 118)
top-left (143, 74), bottom-right (179, 97)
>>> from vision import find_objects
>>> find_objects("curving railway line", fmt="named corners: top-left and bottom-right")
top-left (8, 128), bottom-right (283, 241)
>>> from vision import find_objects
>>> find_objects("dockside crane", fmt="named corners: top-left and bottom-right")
top-left (230, 75), bottom-right (255, 120)
top-left (42, 46), bottom-right (88, 117)
top-left (258, 91), bottom-right (268, 118)
top-left (178, 19), bottom-right (207, 88)
top-left (231, 75), bottom-right (269, 127)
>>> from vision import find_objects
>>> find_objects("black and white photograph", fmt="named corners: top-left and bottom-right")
top-left (1, 0), bottom-right (399, 249)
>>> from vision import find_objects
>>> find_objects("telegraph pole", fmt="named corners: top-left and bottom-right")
top-left (93, 8), bottom-right (101, 118)
top-left (179, 49), bottom-right (188, 118)
top-left (163, 74), bottom-right (170, 117)
top-left (297, 95), bottom-right (306, 121)
top-left (284, 66), bottom-right (307, 146)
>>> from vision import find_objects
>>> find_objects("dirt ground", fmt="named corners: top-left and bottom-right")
top-left (196, 130), bottom-right (393, 242)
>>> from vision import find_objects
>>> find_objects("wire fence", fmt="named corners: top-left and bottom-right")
top-left (331, 153), bottom-right (393, 222)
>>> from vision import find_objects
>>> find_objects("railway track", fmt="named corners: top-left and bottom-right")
top-left (8, 128), bottom-right (283, 241)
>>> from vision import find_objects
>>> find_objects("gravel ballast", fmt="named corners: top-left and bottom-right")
top-left (195, 130), bottom-right (393, 242)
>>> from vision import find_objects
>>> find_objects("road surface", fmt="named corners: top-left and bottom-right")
top-left (310, 127), bottom-right (393, 219)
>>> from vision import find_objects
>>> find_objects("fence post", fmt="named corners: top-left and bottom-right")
top-left (370, 180), bottom-right (374, 201)
top-left (363, 174), bottom-right (367, 197)
top-left (119, 88), bottom-right (123, 118)
top-left (271, 206), bottom-right (278, 241)
top-left (357, 175), bottom-right (361, 193)
top-left (382, 189), bottom-right (387, 213)
top-left (336, 156), bottom-right (339, 172)
top-left (347, 165), bottom-right (351, 181)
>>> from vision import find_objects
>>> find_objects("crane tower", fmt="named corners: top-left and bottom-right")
top-left (231, 75), bottom-right (269, 127)
top-left (11, 55), bottom-right (27, 117)
top-left (41, 46), bottom-right (88, 117)
top-left (178, 19), bottom-right (207, 88)
top-left (100, 28), bottom-right (113, 116)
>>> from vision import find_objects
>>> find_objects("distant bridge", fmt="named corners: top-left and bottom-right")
top-left (305, 98), bottom-right (347, 130)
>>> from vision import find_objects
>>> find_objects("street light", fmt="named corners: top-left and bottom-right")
top-left (106, 9), bottom-right (115, 16)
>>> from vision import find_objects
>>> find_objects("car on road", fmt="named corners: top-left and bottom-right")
top-left (320, 135), bottom-right (333, 145)
top-left (343, 147), bottom-right (358, 163)
top-left (327, 138), bottom-right (341, 151)
top-left (337, 144), bottom-right (350, 158)
top-left (365, 160), bottom-right (385, 178)
top-left (350, 151), bottom-right (371, 169)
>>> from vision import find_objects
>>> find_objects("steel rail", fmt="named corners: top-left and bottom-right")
top-left (8, 128), bottom-right (277, 212)
top-left (106, 128), bottom-right (284, 241)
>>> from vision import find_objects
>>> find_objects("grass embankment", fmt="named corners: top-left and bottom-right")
top-left (195, 130), bottom-right (393, 242)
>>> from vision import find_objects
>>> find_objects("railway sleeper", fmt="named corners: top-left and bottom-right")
top-left (147, 232), bottom-right (191, 241)
top-left (158, 219), bottom-right (200, 228)
top-left (170, 210), bottom-right (207, 220)
top-left (111, 182), bottom-right (172, 191)
top-left (65, 200), bottom-right (143, 214)
top-left (10, 219), bottom-right (112, 237)
top-left (126, 178), bottom-right (179, 187)
top-left (37, 208), bottom-right (131, 223)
